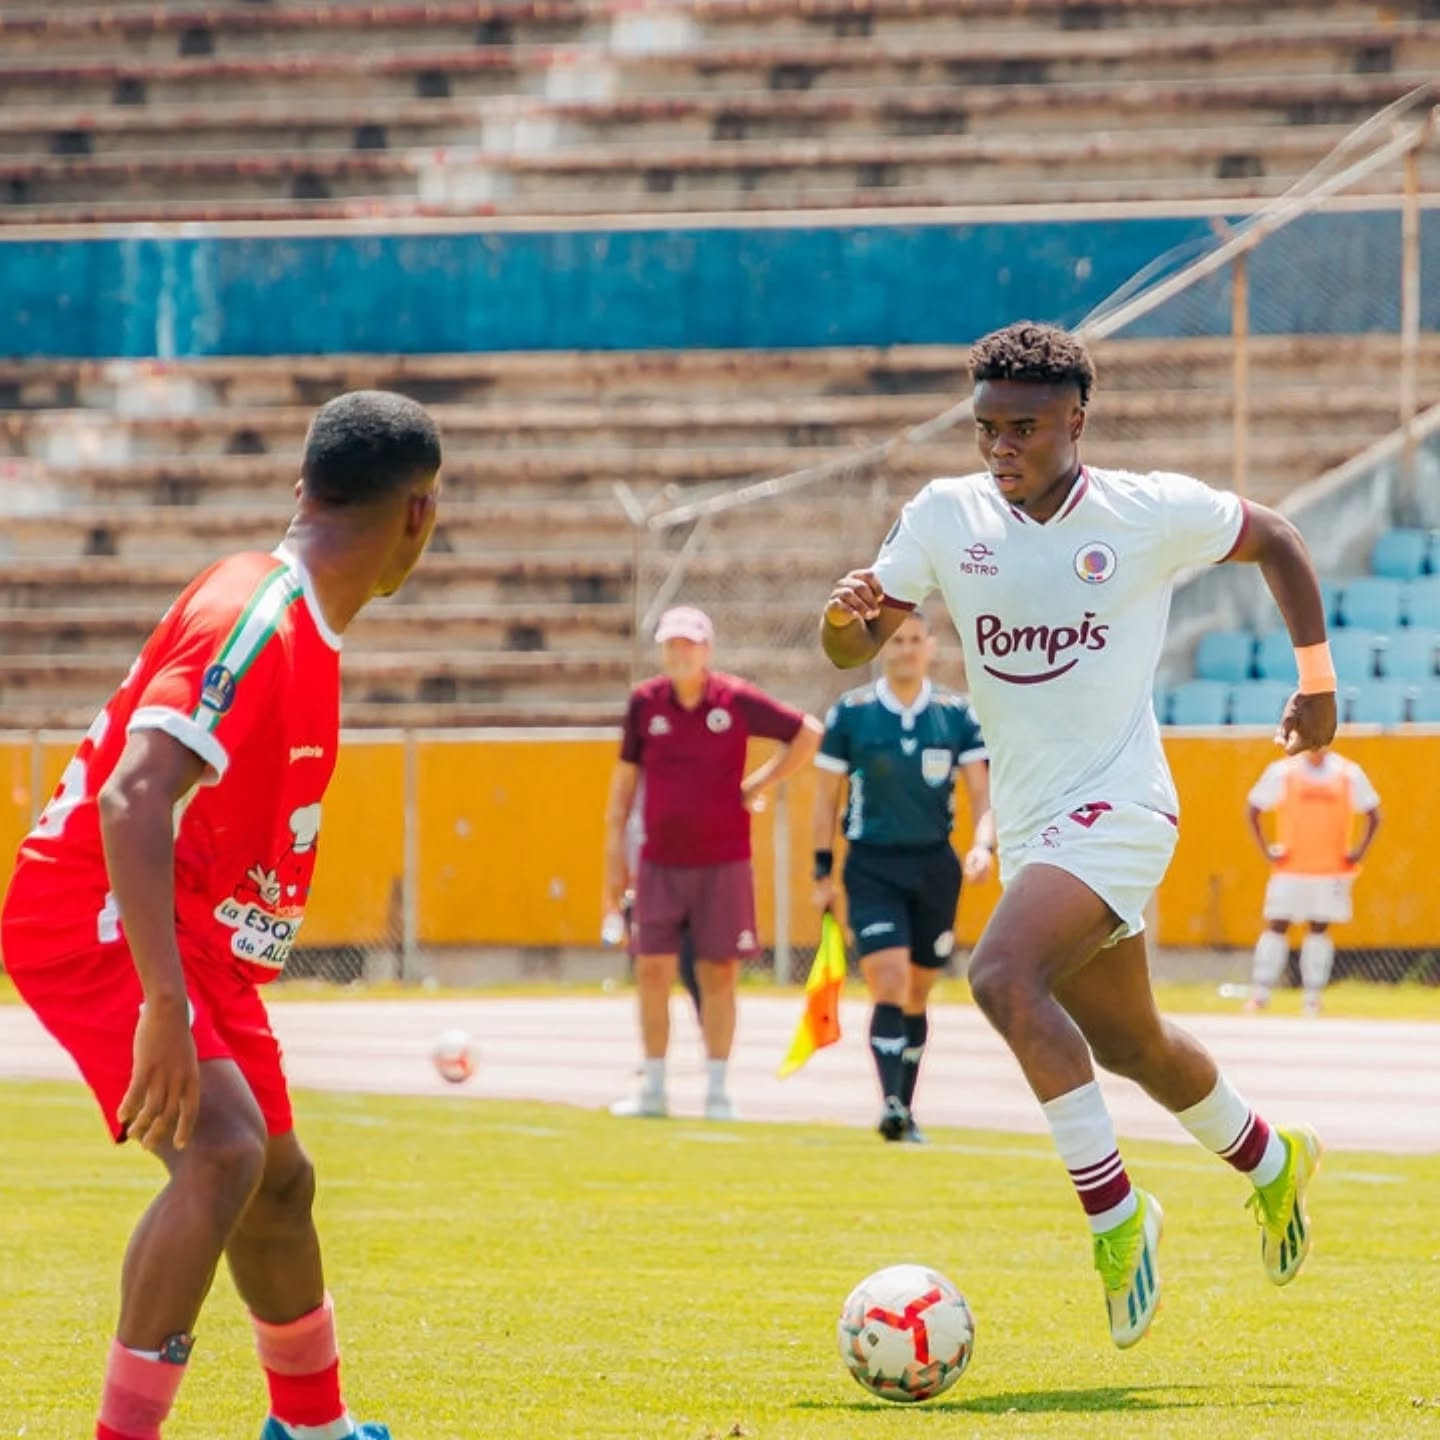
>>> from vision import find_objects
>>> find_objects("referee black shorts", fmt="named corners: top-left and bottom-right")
top-left (842, 840), bottom-right (962, 970)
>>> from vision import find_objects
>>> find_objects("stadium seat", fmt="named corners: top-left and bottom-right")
top-left (1381, 629), bottom-right (1439, 681)
top-left (1152, 685), bottom-right (1172, 725)
top-left (1411, 684), bottom-right (1440, 724)
top-left (1319, 579), bottom-right (1341, 625)
top-left (1331, 629), bottom-right (1380, 682)
top-left (1370, 528), bottom-right (1430, 582)
top-left (1167, 680), bottom-right (1230, 727)
top-left (1193, 630), bottom-right (1254, 683)
top-left (1347, 679), bottom-right (1411, 726)
top-left (1337, 577), bottom-right (1404, 631)
top-left (1408, 577), bottom-right (1440, 630)
top-left (1229, 680), bottom-right (1294, 727)
top-left (1254, 630), bottom-right (1298, 682)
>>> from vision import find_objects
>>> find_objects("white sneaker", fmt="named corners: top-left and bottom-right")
top-left (610, 1090), bottom-right (667, 1118)
top-left (704, 1093), bottom-right (738, 1121)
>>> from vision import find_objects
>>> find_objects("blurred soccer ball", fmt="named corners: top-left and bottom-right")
top-left (837, 1263), bottom-right (974, 1403)
top-left (431, 1029), bottom-right (475, 1084)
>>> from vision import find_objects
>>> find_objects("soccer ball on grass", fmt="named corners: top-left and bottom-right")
top-left (837, 1263), bottom-right (974, 1403)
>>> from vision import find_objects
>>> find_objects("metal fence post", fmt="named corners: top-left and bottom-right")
top-left (772, 779), bottom-right (792, 984)
top-left (401, 729), bottom-right (419, 983)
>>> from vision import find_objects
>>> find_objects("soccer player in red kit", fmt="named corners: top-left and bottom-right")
top-left (0, 391), bottom-right (442, 1440)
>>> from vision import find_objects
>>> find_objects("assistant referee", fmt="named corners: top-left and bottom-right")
top-left (811, 609), bottom-right (995, 1142)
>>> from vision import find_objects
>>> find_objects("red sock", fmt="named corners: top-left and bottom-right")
top-left (252, 1295), bottom-right (350, 1432)
top-left (95, 1339), bottom-right (188, 1440)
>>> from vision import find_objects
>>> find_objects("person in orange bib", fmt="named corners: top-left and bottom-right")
top-left (1245, 747), bottom-right (1381, 1015)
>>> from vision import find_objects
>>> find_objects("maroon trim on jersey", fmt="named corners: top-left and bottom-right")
top-left (1055, 469), bottom-right (1091, 522)
top-left (1219, 498), bottom-right (1253, 563)
top-left (879, 595), bottom-right (917, 612)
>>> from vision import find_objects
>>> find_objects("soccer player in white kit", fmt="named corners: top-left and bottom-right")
top-left (821, 322), bottom-right (1338, 1349)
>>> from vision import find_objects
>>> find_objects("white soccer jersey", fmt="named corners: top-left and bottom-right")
top-left (871, 466), bottom-right (1246, 851)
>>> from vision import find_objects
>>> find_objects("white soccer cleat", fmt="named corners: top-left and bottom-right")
top-left (704, 1093), bottom-right (738, 1121)
top-left (609, 1090), bottom-right (667, 1118)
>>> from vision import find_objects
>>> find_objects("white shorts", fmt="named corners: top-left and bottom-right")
top-left (1263, 873), bottom-right (1354, 925)
top-left (1000, 801), bottom-right (1179, 942)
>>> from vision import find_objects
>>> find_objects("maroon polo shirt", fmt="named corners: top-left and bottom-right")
top-left (620, 670), bottom-right (805, 867)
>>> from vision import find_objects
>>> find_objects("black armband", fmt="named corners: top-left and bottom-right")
top-left (813, 848), bottom-right (835, 880)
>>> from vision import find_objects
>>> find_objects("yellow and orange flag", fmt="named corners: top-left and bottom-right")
top-left (777, 910), bottom-right (847, 1078)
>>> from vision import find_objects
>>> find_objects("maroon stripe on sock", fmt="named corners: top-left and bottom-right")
top-left (1222, 1113), bottom-right (1271, 1173)
top-left (266, 1359), bottom-right (344, 1428)
top-left (1069, 1152), bottom-right (1132, 1216)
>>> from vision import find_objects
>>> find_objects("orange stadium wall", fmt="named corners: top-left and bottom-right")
top-left (0, 731), bottom-right (1434, 959)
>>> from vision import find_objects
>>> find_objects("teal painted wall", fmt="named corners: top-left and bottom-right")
top-left (2, 212), bottom-right (1434, 359)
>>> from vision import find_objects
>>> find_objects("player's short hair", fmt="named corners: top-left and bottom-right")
top-left (301, 390), bottom-right (442, 506)
top-left (969, 322), bottom-right (1096, 408)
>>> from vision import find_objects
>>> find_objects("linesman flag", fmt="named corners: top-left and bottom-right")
top-left (778, 910), bottom-right (847, 1078)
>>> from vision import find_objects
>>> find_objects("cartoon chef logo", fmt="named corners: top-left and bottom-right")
top-left (216, 804), bottom-right (323, 972)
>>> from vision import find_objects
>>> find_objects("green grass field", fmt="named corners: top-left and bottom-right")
top-left (3, 1080), bottom-right (1437, 1440)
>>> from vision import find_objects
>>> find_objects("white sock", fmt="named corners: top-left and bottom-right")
top-left (1299, 933), bottom-right (1335, 997)
top-left (642, 1058), bottom-right (666, 1096)
top-left (1252, 930), bottom-right (1288, 996)
top-left (706, 1058), bottom-right (728, 1099)
top-left (1042, 1081), bottom-right (1137, 1235)
top-left (1175, 1074), bottom-right (1286, 1187)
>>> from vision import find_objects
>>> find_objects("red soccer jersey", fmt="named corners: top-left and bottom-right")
top-left (620, 670), bottom-right (804, 867)
top-left (4, 546), bottom-right (341, 984)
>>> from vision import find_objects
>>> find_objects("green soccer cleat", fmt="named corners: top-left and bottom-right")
top-left (1247, 1124), bottom-right (1322, 1286)
top-left (1093, 1189), bottom-right (1164, 1350)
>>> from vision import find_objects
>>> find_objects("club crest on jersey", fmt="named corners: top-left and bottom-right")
top-left (199, 663), bottom-right (236, 714)
top-left (648, 714), bottom-right (671, 736)
top-left (1074, 542), bottom-right (1118, 585)
top-left (921, 748), bottom-right (953, 787)
top-left (706, 707), bottom-right (732, 733)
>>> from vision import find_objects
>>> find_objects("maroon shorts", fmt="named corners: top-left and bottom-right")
top-left (632, 859), bottom-right (758, 961)
top-left (2, 929), bottom-right (293, 1142)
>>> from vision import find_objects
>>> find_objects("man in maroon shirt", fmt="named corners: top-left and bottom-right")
top-left (603, 605), bottom-right (823, 1119)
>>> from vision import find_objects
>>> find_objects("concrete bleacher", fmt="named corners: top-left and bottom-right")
top-left (0, 0), bottom-right (1435, 222)
top-left (3, 333), bottom-right (1437, 728)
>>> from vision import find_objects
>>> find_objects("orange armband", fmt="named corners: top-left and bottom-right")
top-left (1295, 641), bottom-right (1337, 695)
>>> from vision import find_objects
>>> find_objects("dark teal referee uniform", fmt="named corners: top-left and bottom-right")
top-left (816, 678), bottom-right (987, 966)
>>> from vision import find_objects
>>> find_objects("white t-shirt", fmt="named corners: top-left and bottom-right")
top-left (871, 466), bottom-right (1246, 851)
top-left (1248, 753), bottom-right (1380, 812)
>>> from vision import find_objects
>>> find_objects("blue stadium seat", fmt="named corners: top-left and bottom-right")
top-left (1194, 630), bottom-right (1253, 683)
top-left (1167, 680), bottom-right (1230, 727)
top-left (1370, 528), bottom-right (1430, 581)
top-left (1412, 683), bottom-right (1440, 724)
top-left (1319, 579), bottom-right (1341, 625)
top-left (1229, 680), bottom-right (1293, 727)
top-left (1347, 679), bottom-right (1411, 726)
top-left (1152, 685), bottom-right (1172, 725)
top-left (1409, 577), bottom-right (1440, 629)
top-left (1338, 577), bottom-right (1404, 631)
top-left (1382, 629), bottom-right (1439, 681)
top-left (1255, 629), bottom-right (1298, 682)
top-left (1331, 629), bottom-right (1380, 682)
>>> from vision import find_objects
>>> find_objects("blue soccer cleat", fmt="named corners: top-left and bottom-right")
top-left (260, 1421), bottom-right (392, 1440)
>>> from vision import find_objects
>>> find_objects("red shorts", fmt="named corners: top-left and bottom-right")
top-left (632, 858), bottom-right (758, 961)
top-left (2, 930), bottom-right (293, 1142)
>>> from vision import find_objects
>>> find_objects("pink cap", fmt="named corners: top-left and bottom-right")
top-left (655, 605), bottom-right (714, 644)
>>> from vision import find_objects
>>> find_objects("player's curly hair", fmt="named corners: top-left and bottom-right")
top-left (301, 390), bottom-right (442, 505)
top-left (969, 321), bottom-right (1096, 408)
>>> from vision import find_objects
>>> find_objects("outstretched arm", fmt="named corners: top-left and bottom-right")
top-left (1226, 504), bottom-right (1337, 753)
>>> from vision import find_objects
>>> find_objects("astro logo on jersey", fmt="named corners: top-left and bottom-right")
top-left (1074, 542), bottom-right (1118, 584)
top-left (974, 611), bottom-right (1110, 685)
top-left (960, 542), bottom-right (999, 577)
top-left (199, 663), bottom-right (237, 714)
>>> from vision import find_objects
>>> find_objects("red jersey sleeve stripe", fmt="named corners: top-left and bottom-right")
top-left (1219, 498), bottom-right (1253, 563)
top-left (879, 595), bottom-right (917, 612)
